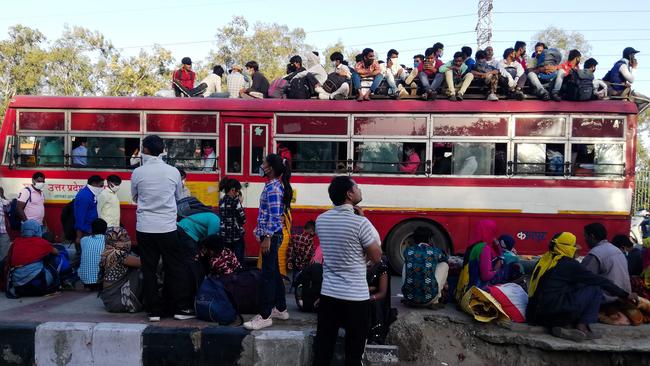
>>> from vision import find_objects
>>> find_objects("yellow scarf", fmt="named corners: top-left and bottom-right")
top-left (528, 232), bottom-right (577, 297)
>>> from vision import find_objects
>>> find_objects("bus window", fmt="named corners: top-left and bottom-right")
top-left (515, 117), bottom-right (566, 137)
top-left (226, 124), bottom-right (243, 174)
top-left (353, 142), bottom-right (425, 174)
top-left (515, 143), bottom-right (565, 176)
top-left (571, 117), bottom-right (625, 138)
top-left (71, 136), bottom-right (140, 169)
top-left (432, 143), bottom-right (452, 175)
top-left (571, 144), bottom-right (624, 176)
top-left (354, 116), bottom-right (427, 136)
top-left (163, 138), bottom-right (217, 172)
top-left (276, 141), bottom-right (347, 173)
top-left (17, 136), bottom-right (64, 167)
top-left (18, 111), bottom-right (65, 131)
top-left (432, 142), bottom-right (506, 176)
top-left (251, 125), bottom-right (267, 175)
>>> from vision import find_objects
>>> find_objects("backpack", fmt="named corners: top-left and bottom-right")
top-left (401, 244), bottom-right (447, 307)
top-left (268, 78), bottom-right (288, 99)
top-left (294, 263), bottom-right (323, 312)
top-left (61, 200), bottom-right (76, 241)
top-left (322, 73), bottom-right (348, 93)
top-left (195, 276), bottom-right (239, 325)
top-left (177, 196), bottom-right (212, 218)
top-left (220, 269), bottom-right (264, 314)
top-left (537, 48), bottom-right (562, 67)
top-left (563, 69), bottom-right (594, 101)
top-left (287, 77), bottom-right (311, 99)
top-left (374, 79), bottom-right (390, 96)
top-left (8, 188), bottom-right (31, 231)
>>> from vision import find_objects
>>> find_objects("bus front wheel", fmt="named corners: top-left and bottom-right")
top-left (385, 220), bottom-right (451, 274)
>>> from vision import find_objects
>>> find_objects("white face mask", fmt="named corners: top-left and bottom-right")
top-left (109, 184), bottom-right (120, 193)
top-left (88, 184), bottom-right (103, 196)
top-left (33, 182), bottom-right (45, 191)
top-left (391, 57), bottom-right (400, 65)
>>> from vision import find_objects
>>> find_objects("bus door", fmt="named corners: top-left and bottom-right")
top-left (219, 116), bottom-right (272, 208)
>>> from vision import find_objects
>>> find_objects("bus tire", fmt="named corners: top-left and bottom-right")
top-left (385, 220), bottom-right (451, 274)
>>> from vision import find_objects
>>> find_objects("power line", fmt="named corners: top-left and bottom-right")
top-left (305, 13), bottom-right (475, 34)
top-left (347, 31), bottom-right (475, 48)
top-left (494, 10), bottom-right (650, 14)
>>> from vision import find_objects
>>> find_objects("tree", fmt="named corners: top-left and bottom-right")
top-left (209, 16), bottom-right (312, 80)
top-left (105, 45), bottom-right (174, 96)
top-left (637, 109), bottom-right (650, 171)
top-left (322, 40), bottom-right (346, 72)
top-left (531, 26), bottom-right (592, 57)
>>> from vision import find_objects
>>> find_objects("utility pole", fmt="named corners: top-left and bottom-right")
top-left (476, 0), bottom-right (493, 50)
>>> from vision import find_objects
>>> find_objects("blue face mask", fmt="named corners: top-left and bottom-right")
top-left (413, 61), bottom-right (419, 68)
top-left (259, 165), bottom-right (266, 178)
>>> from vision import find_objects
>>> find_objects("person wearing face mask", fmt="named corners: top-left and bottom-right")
top-left (177, 168), bottom-right (191, 199)
top-left (316, 52), bottom-right (352, 100)
top-left (73, 175), bottom-right (105, 251)
top-left (16, 172), bottom-right (48, 229)
top-left (353, 48), bottom-right (383, 102)
top-left (97, 175), bottom-right (122, 228)
top-left (404, 54), bottom-right (424, 96)
top-left (201, 145), bottom-right (216, 172)
top-left (382, 49), bottom-right (409, 99)
top-left (239, 60), bottom-right (270, 99)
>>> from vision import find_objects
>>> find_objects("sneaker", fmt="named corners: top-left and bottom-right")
top-left (243, 314), bottom-right (273, 330)
top-left (271, 307), bottom-right (290, 320)
top-left (551, 92), bottom-right (561, 101)
top-left (332, 94), bottom-right (346, 100)
top-left (448, 94), bottom-right (457, 101)
top-left (515, 90), bottom-right (525, 101)
top-left (420, 93), bottom-right (428, 101)
top-left (174, 309), bottom-right (196, 320)
top-left (148, 314), bottom-right (161, 322)
top-left (456, 93), bottom-right (464, 101)
top-left (551, 326), bottom-right (586, 342)
top-left (429, 90), bottom-right (437, 100)
top-left (487, 93), bottom-right (499, 101)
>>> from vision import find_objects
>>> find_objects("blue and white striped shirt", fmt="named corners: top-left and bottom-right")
top-left (316, 205), bottom-right (380, 301)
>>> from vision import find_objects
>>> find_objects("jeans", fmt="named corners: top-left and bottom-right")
top-left (419, 72), bottom-right (444, 93)
top-left (313, 295), bottom-right (371, 366)
top-left (352, 73), bottom-right (384, 93)
top-left (137, 230), bottom-right (193, 315)
top-left (528, 71), bottom-right (563, 94)
top-left (260, 233), bottom-right (286, 318)
top-left (0, 233), bottom-right (10, 262)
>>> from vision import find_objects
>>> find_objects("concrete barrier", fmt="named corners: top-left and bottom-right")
top-left (35, 322), bottom-right (95, 366)
top-left (92, 323), bottom-right (148, 366)
top-left (0, 322), bottom-right (37, 365)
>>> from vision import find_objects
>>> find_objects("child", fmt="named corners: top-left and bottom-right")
top-left (287, 220), bottom-right (317, 273)
top-left (79, 218), bottom-right (107, 290)
top-left (498, 234), bottom-right (525, 278)
top-left (219, 178), bottom-right (246, 264)
top-left (197, 234), bottom-right (241, 277)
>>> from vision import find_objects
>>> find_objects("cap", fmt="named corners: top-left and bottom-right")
top-left (181, 57), bottom-right (192, 65)
top-left (231, 64), bottom-right (243, 71)
top-left (623, 47), bottom-right (640, 59)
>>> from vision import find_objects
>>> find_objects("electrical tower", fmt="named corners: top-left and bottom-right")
top-left (476, 0), bottom-right (493, 50)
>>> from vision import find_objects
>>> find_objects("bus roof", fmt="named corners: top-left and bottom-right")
top-left (8, 95), bottom-right (639, 115)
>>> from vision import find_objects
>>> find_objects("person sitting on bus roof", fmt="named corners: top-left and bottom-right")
top-left (227, 65), bottom-right (249, 98)
top-left (514, 41), bottom-right (528, 72)
top-left (528, 42), bottom-right (547, 71)
top-left (553, 49), bottom-right (582, 101)
top-left (294, 52), bottom-right (328, 98)
top-left (438, 51), bottom-right (474, 101)
top-left (74, 175), bottom-right (104, 251)
top-left (381, 49), bottom-right (408, 99)
top-left (584, 58), bottom-right (608, 99)
top-left (398, 146), bottom-right (421, 174)
top-left (603, 47), bottom-right (639, 96)
top-left (462, 46), bottom-right (475, 72)
top-left (471, 50), bottom-right (500, 101)
top-left (201, 65), bottom-right (229, 98)
top-left (172, 57), bottom-right (196, 97)
top-left (485, 46), bottom-right (499, 68)
top-left (240, 61), bottom-right (270, 99)
top-left (404, 54), bottom-right (424, 96)
top-left (498, 48), bottom-right (526, 101)
top-left (418, 45), bottom-right (444, 101)
top-left (315, 52), bottom-right (351, 100)
top-left (72, 138), bottom-right (88, 166)
top-left (289, 55), bottom-right (305, 74)
top-left (353, 48), bottom-right (383, 102)
top-left (526, 232), bottom-right (635, 341)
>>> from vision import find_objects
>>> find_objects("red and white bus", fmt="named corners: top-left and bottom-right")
top-left (0, 96), bottom-right (639, 271)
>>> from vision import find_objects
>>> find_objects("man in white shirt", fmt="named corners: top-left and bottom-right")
top-left (97, 174), bottom-right (121, 228)
top-left (131, 135), bottom-right (193, 322)
top-left (227, 65), bottom-right (249, 98)
top-left (485, 46), bottom-right (499, 68)
top-left (498, 47), bottom-right (526, 100)
top-left (313, 176), bottom-right (382, 366)
top-left (72, 138), bottom-right (88, 166)
top-left (315, 52), bottom-right (352, 100)
top-left (200, 65), bottom-right (230, 98)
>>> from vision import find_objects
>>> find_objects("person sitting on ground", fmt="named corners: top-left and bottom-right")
top-left (527, 232), bottom-right (636, 341)
top-left (172, 57), bottom-right (196, 97)
top-left (438, 51), bottom-right (474, 101)
top-left (79, 218), bottom-right (107, 291)
top-left (612, 234), bottom-right (643, 277)
top-left (418, 46), bottom-right (444, 100)
top-left (353, 48), bottom-right (383, 102)
top-left (287, 220), bottom-right (317, 278)
top-left (398, 146), bottom-right (421, 174)
top-left (456, 220), bottom-right (515, 302)
top-left (462, 46), bottom-right (475, 71)
top-left (240, 61), bottom-right (270, 99)
top-left (6, 220), bottom-right (62, 297)
top-left (471, 50), bottom-right (500, 101)
top-left (497, 234), bottom-right (525, 278)
top-left (485, 46), bottom-right (499, 68)
top-left (603, 47), bottom-right (640, 96)
top-left (316, 52), bottom-right (352, 100)
top-left (367, 255), bottom-right (395, 345)
top-left (402, 226), bottom-right (449, 307)
top-left (498, 48), bottom-right (526, 100)
top-left (98, 227), bottom-right (143, 313)
top-left (583, 58), bottom-right (608, 99)
top-left (196, 234), bottom-right (241, 278)
top-left (227, 65), bottom-right (249, 98)
top-left (553, 49), bottom-right (582, 101)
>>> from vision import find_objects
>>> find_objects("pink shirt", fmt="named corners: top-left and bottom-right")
top-left (399, 153), bottom-right (421, 174)
top-left (17, 186), bottom-right (45, 224)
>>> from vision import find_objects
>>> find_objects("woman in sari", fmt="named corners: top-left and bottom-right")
top-left (367, 256), bottom-right (395, 344)
top-left (98, 227), bottom-right (143, 313)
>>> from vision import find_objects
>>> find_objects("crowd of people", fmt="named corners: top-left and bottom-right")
top-left (4, 133), bottom-right (650, 364)
top-left (169, 42), bottom-right (643, 103)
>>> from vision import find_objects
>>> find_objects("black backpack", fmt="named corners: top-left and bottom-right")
top-left (7, 188), bottom-right (31, 231)
top-left (177, 196), bottom-right (212, 218)
top-left (322, 73), bottom-right (348, 93)
top-left (61, 200), bottom-right (76, 241)
top-left (563, 69), bottom-right (594, 101)
top-left (287, 77), bottom-right (311, 99)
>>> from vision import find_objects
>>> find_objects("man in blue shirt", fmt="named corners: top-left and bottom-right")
top-left (74, 175), bottom-right (104, 251)
top-left (72, 138), bottom-right (88, 166)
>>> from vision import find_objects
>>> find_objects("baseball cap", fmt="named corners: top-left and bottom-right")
top-left (623, 47), bottom-right (640, 59)
top-left (181, 57), bottom-right (192, 65)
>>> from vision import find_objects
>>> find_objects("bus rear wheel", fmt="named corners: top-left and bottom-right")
top-left (385, 220), bottom-right (451, 274)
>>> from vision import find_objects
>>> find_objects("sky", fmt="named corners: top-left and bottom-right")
top-left (1, 0), bottom-right (649, 94)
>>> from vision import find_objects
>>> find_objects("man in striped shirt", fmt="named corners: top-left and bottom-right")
top-left (313, 176), bottom-right (382, 366)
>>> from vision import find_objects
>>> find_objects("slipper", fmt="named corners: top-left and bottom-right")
top-left (551, 327), bottom-right (586, 342)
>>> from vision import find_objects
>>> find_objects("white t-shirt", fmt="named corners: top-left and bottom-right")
top-left (17, 186), bottom-right (45, 224)
top-left (201, 74), bottom-right (222, 97)
top-left (316, 204), bottom-right (380, 301)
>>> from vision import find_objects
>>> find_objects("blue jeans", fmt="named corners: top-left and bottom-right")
top-left (260, 233), bottom-right (286, 318)
top-left (352, 73), bottom-right (384, 93)
top-left (419, 72), bottom-right (444, 93)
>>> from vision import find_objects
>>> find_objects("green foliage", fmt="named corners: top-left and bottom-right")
top-left (531, 26), bottom-right (592, 57)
